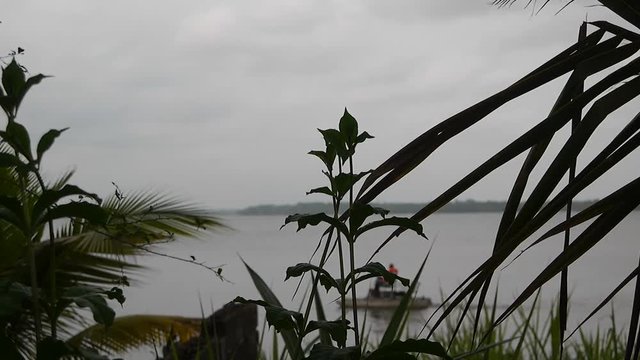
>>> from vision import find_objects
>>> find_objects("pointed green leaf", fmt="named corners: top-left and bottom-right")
top-left (282, 213), bottom-right (348, 237)
top-left (309, 149), bottom-right (337, 170)
top-left (308, 150), bottom-right (327, 161)
top-left (339, 108), bottom-right (358, 145)
top-left (266, 307), bottom-right (304, 334)
top-left (305, 320), bottom-right (349, 348)
top-left (15, 73), bottom-right (48, 112)
top-left (355, 217), bottom-right (426, 241)
top-left (335, 171), bottom-right (372, 200)
top-left (4, 121), bottom-right (33, 161)
top-left (349, 203), bottom-right (389, 233)
top-left (285, 263), bottom-right (339, 292)
top-left (233, 296), bottom-right (271, 308)
top-left (2, 59), bottom-right (25, 99)
top-left (356, 131), bottom-right (374, 144)
top-left (0, 59), bottom-right (49, 116)
top-left (234, 297), bottom-right (304, 334)
top-left (306, 186), bottom-right (333, 197)
top-left (36, 128), bottom-right (68, 163)
top-left (318, 273), bottom-right (338, 292)
top-left (319, 128), bottom-right (348, 161)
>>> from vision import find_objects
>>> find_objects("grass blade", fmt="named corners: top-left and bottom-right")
top-left (313, 286), bottom-right (331, 345)
top-left (240, 258), bottom-right (303, 360)
top-left (513, 289), bottom-right (541, 358)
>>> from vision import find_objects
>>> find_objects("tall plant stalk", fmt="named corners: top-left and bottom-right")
top-left (0, 57), bottom-right (224, 359)
top-left (34, 171), bottom-right (60, 338)
top-left (559, 20), bottom-right (588, 360)
top-left (3, 110), bottom-right (43, 343)
top-left (333, 166), bottom-right (348, 328)
top-left (25, 215), bottom-right (42, 344)
top-left (236, 109), bottom-right (446, 359)
top-left (348, 154), bottom-right (360, 345)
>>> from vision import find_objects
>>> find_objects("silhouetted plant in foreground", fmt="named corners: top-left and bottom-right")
top-left (0, 58), bottom-right (223, 359)
top-left (241, 2), bottom-right (640, 359)
top-left (237, 110), bottom-right (452, 359)
top-left (352, 2), bottom-right (640, 358)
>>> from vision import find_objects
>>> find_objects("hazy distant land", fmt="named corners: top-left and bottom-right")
top-left (233, 199), bottom-right (600, 215)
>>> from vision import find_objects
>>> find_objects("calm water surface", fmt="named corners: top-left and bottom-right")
top-left (119, 213), bottom-right (639, 358)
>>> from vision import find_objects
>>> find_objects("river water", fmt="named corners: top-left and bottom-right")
top-left (117, 212), bottom-right (639, 358)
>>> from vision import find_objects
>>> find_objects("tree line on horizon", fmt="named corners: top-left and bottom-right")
top-left (236, 199), bottom-right (601, 215)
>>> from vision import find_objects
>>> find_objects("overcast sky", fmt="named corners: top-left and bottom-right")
top-left (1, 1), bottom-right (635, 209)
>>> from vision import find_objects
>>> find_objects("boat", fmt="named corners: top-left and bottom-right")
top-left (342, 295), bottom-right (433, 310)
top-left (340, 286), bottom-right (433, 310)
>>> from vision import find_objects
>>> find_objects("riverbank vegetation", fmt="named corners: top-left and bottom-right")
top-left (370, 2), bottom-right (640, 357)
top-left (241, 0), bottom-right (640, 358)
top-left (3, 0), bottom-right (640, 358)
top-left (236, 199), bottom-right (601, 216)
top-left (255, 292), bottom-right (627, 360)
top-left (0, 58), bottom-right (223, 358)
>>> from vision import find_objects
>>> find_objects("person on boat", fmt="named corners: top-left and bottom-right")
top-left (388, 263), bottom-right (399, 293)
top-left (371, 263), bottom-right (401, 298)
top-left (388, 263), bottom-right (398, 276)
top-left (373, 276), bottom-right (384, 297)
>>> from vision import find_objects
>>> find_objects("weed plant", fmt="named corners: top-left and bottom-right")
top-left (248, 286), bottom-right (626, 360)
top-left (422, 295), bottom-right (626, 360)
top-left (236, 110), bottom-right (452, 359)
top-left (238, 109), bottom-right (633, 360)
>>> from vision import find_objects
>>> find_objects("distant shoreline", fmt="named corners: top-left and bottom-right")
top-left (223, 199), bottom-right (601, 216)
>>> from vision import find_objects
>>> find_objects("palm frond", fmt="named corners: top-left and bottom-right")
top-left (31, 189), bottom-right (225, 288)
top-left (492, 0), bottom-right (640, 29)
top-left (357, 21), bottom-right (640, 349)
top-left (48, 169), bottom-right (75, 191)
top-left (66, 315), bottom-right (201, 355)
top-left (0, 189), bottom-right (222, 351)
top-left (49, 190), bottom-right (224, 257)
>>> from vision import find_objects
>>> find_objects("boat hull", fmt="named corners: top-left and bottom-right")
top-left (341, 297), bottom-right (432, 310)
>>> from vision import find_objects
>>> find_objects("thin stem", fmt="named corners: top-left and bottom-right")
top-left (560, 23), bottom-right (586, 359)
top-left (92, 229), bottom-right (227, 280)
top-left (301, 228), bottom-right (334, 326)
top-left (34, 171), bottom-right (58, 338)
top-left (9, 134), bottom-right (43, 343)
top-left (335, 165), bottom-right (347, 331)
top-left (348, 155), bottom-right (360, 346)
top-left (26, 236), bottom-right (42, 343)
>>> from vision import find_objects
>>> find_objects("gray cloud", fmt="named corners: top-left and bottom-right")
top-left (1, 0), bottom-right (628, 208)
